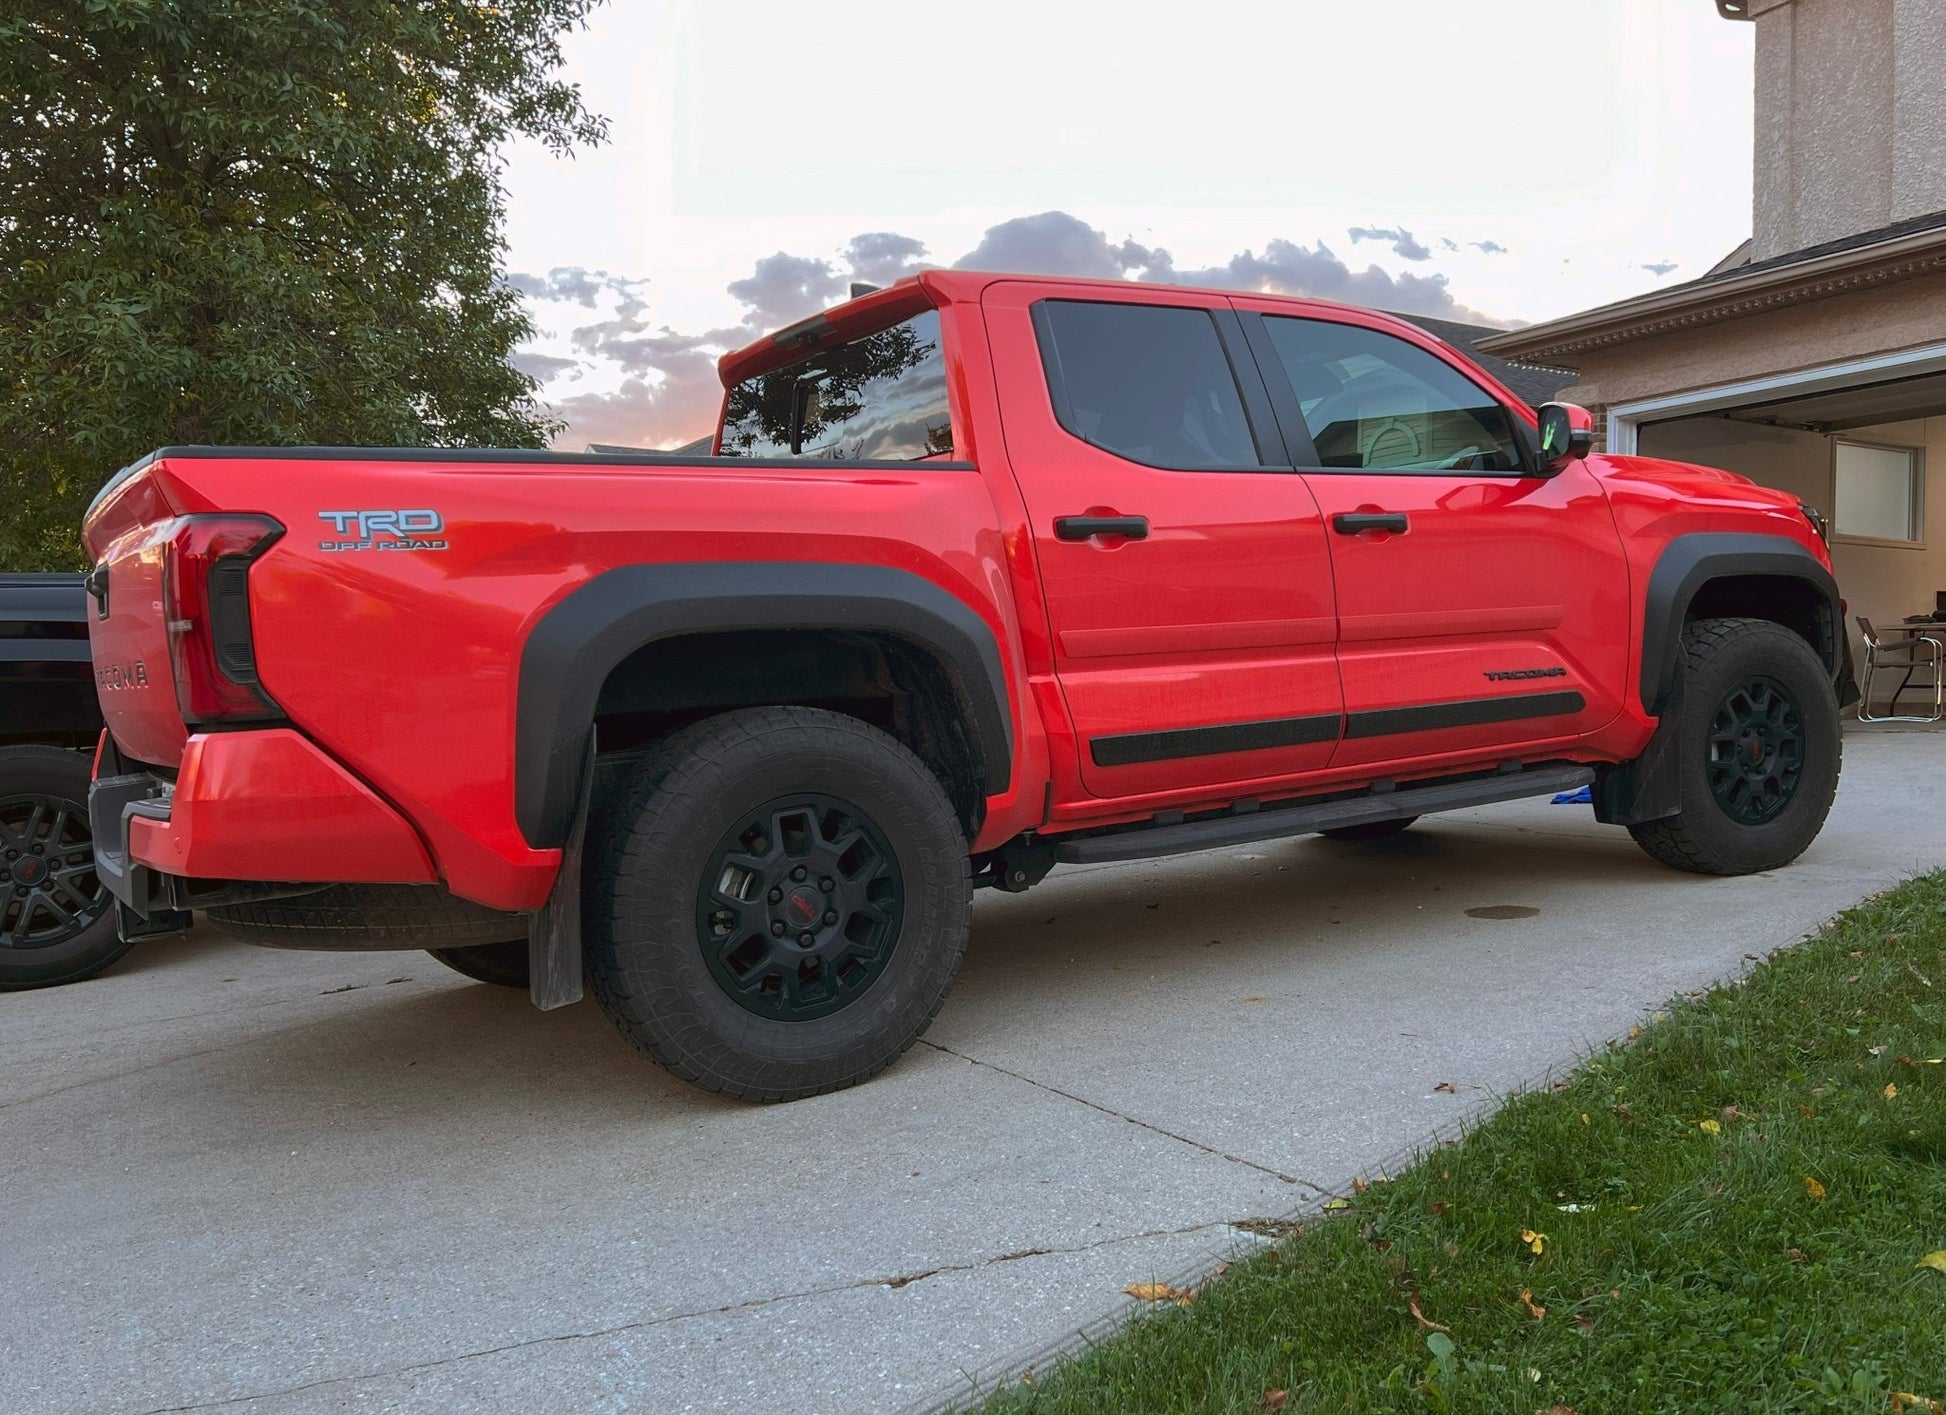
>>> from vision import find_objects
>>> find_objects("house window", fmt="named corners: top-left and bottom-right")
top-left (1833, 441), bottom-right (1923, 544)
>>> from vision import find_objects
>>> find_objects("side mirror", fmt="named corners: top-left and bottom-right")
top-left (1536, 402), bottom-right (1595, 475)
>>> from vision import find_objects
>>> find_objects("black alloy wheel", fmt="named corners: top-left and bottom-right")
top-left (1705, 675), bottom-right (1805, 826)
top-left (697, 795), bottom-right (904, 1021)
top-left (0, 746), bottom-right (131, 989)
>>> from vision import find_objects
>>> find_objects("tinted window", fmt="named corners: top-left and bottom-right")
top-left (1036, 301), bottom-right (1260, 469)
top-left (1262, 317), bottom-right (1526, 473)
top-left (720, 309), bottom-right (952, 460)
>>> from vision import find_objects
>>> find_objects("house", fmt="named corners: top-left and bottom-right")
top-left (1477, 0), bottom-right (1946, 686)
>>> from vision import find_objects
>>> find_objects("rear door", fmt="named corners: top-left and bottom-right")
top-left (984, 282), bottom-right (1342, 802)
top-left (1233, 303), bottom-right (1631, 771)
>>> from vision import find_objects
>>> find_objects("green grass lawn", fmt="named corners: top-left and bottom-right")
top-left (958, 873), bottom-right (1946, 1414)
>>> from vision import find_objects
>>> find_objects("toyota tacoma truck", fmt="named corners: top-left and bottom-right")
top-left (82, 271), bottom-right (1856, 1101)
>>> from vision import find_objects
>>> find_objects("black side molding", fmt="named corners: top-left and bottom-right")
top-left (1344, 690), bottom-right (1585, 739)
top-left (514, 562), bottom-right (1014, 850)
top-left (1091, 713), bottom-right (1339, 767)
top-left (1055, 761), bottom-right (1595, 864)
top-left (1640, 533), bottom-right (1840, 715)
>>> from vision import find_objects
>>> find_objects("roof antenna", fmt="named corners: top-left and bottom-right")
top-left (849, 282), bottom-right (880, 299)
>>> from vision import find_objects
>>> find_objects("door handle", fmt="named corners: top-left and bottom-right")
top-left (1055, 515), bottom-right (1150, 541)
top-left (1332, 511), bottom-right (1409, 535)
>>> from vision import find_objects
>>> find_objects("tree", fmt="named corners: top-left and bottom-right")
top-left (0, 0), bottom-right (607, 569)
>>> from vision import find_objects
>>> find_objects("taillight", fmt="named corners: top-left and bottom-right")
top-left (161, 514), bottom-right (285, 724)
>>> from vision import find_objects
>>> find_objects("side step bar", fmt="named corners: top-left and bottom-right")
top-left (1053, 762), bottom-right (1596, 865)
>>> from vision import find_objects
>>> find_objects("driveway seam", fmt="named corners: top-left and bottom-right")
top-left (917, 1038), bottom-right (1325, 1193)
top-left (124, 1220), bottom-right (1235, 1415)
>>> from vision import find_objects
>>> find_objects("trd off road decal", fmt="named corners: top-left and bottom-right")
top-left (317, 509), bottom-right (448, 552)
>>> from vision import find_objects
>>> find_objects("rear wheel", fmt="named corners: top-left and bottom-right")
top-left (1319, 816), bottom-right (1418, 842)
top-left (0, 746), bottom-right (128, 991)
top-left (585, 706), bottom-right (970, 1103)
top-left (1628, 617), bottom-right (1840, 875)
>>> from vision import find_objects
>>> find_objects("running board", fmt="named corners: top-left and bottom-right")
top-left (1053, 762), bottom-right (1596, 865)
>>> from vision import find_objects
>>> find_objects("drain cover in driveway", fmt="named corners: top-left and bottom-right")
top-left (1465, 905), bottom-right (1541, 920)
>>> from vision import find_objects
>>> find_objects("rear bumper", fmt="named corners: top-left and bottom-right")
top-left (91, 728), bottom-right (437, 916)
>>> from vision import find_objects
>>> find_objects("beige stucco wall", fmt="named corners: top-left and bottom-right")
top-left (1639, 412), bottom-right (1946, 689)
top-left (1751, 0), bottom-right (1946, 259)
top-left (1554, 270), bottom-right (1946, 415)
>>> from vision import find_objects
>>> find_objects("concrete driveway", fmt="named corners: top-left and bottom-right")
top-left (6, 728), bottom-right (1943, 1415)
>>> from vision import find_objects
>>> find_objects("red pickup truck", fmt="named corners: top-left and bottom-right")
top-left (83, 271), bottom-right (1854, 1101)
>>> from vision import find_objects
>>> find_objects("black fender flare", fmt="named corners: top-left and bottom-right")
top-left (514, 562), bottom-right (1015, 849)
top-left (1638, 532), bottom-right (1841, 716)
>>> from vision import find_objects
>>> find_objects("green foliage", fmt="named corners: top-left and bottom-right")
top-left (0, 0), bottom-right (607, 569)
top-left (961, 875), bottom-right (1946, 1413)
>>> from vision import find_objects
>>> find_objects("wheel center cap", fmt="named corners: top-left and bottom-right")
top-left (12, 856), bottom-right (47, 886)
top-left (783, 886), bottom-right (821, 925)
top-left (1744, 734), bottom-right (1766, 767)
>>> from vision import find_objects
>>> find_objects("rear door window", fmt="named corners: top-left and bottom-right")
top-left (1260, 316), bottom-right (1527, 474)
top-left (720, 309), bottom-right (952, 460)
top-left (1033, 301), bottom-right (1262, 470)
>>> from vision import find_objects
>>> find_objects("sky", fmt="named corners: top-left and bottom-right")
top-left (498, 0), bottom-right (1757, 451)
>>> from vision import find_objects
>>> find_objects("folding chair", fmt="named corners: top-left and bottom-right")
top-left (1856, 616), bottom-right (1945, 723)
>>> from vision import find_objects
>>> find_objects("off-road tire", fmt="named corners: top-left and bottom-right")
top-left (0, 746), bottom-right (128, 990)
top-left (1319, 816), bottom-right (1419, 842)
top-left (1627, 617), bottom-right (1840, 875)
top-left (206, 884), bottom-right (528, 951)
top-left (584, 706), bottom-right (970, 1103)
top-left (427, 938), bottom-right (530, 987)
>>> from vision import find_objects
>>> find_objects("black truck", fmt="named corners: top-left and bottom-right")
top-left (1, 574), bottom-right (122, 988)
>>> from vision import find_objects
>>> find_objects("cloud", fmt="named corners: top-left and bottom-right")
top-left (1348, 226), bottom-right (1433, 262)
top-left (1640, 260), bottom-right (1679, 277)
top-left (1440, 237), bottom-right (1460, 252)
top-left (510, 351), bottom-right (581, 382)
top-left (1472, 240), bottom-right (1509, 255)
top-left (515, 209), bottom-right (1508, 450)
top-left (845, 232), bottom-right (931, 287)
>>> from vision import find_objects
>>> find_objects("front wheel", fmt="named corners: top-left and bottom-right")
top-left (1628, 617), bottom-right (1841, 875)
top-left (584, 707), bottom-right (971, 1103)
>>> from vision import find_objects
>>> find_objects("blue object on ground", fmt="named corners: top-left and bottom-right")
top-left (1551, 785), bottom-right (1593, 805)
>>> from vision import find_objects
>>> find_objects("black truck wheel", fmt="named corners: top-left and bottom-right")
top-left (584, 706), bottom-right (970, 1103)
top-left (1628, 617), bottom-right (1841, 876)
top-left (0, 746), bottom-right (128, 990)
top-left (427, 939), bottom-right (530, 988)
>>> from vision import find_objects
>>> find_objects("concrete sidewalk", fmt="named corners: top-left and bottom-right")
top-left (4, 730), bottom-right (1941, 1414)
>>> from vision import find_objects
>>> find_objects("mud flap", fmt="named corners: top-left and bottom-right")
top-left (1592, 671), bottom-right (1685, 827)
top-left (528, 743), bottom-right (593, 1011)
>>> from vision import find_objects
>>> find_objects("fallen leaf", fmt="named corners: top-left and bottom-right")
top-left (1887, 1082), bottom-right (1901, 1100)
top-left (1444, 1240), bottom-right (1461, 1258)
top-left (1800, 1104), bottom-right (1817, 1119)
top-left (1321, 1198), bottom-right (1352, 1212)
top-left (1240, 996), bottom-right (1266, 1004)
top-left (1628, 1024), bottom-right (1643, 1040)
top-left (1698, 1118), bottom-right (1722, 1135)
top-left (1520, 1288), bottom-right (1546, 1320)
top-left (1870, 1044), bottom-right (1889, 1056)
top-left (1521, 1228), bottom-right (1549, 1255)
top-left (1352, 1176), bottom-right (1370, 1194)
top-left (1812, 1085), bottom-right (1829, 1096)
top-left (1787, 1247), bottom-right (1807, 1263)
top-left (1125, 1282), bottom-right (1190, 1302)
top-left (1721, 1105), bottom-right (1743, 1122)
top-left (1917, 1251), bottom-right (1946, 1276)
top-left (1847, 973), bottom-right (1862, 984)
top-left (1260, 1393), bottom-right (1289, 1413)
top-left (1542, 1406), bottom-right (1580, 1415)
top-left (1428, 1200), bottom-right (1450, 1217)
top-left (1574, 1314), bottom-right (1596, 1333)
top-left (1705, 1182), bottom-right (1725, 1198)
top-left (1407, 1291), bottom-right (1450, 1333)
top-left (1580, 1112), bottom-right (1590, 1126)
top-left (1891, 1395), bottom-right (1946, 1414)
top-left (1433, 1081), bottom-right (1459, 1094)
top-left (1214, 1261), bottom-right (1230, 1277)
top-left (1805, 1175), bottom-right (1827, 1202)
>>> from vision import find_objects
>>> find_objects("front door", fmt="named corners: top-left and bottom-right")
top-left (1236, 303), bottom-right (1631, 772)
top-left (985, 283), bottom-right (1343, 803)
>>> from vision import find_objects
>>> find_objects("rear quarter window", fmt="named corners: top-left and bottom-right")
top-left (720, 309), bottom-right (952, 461)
